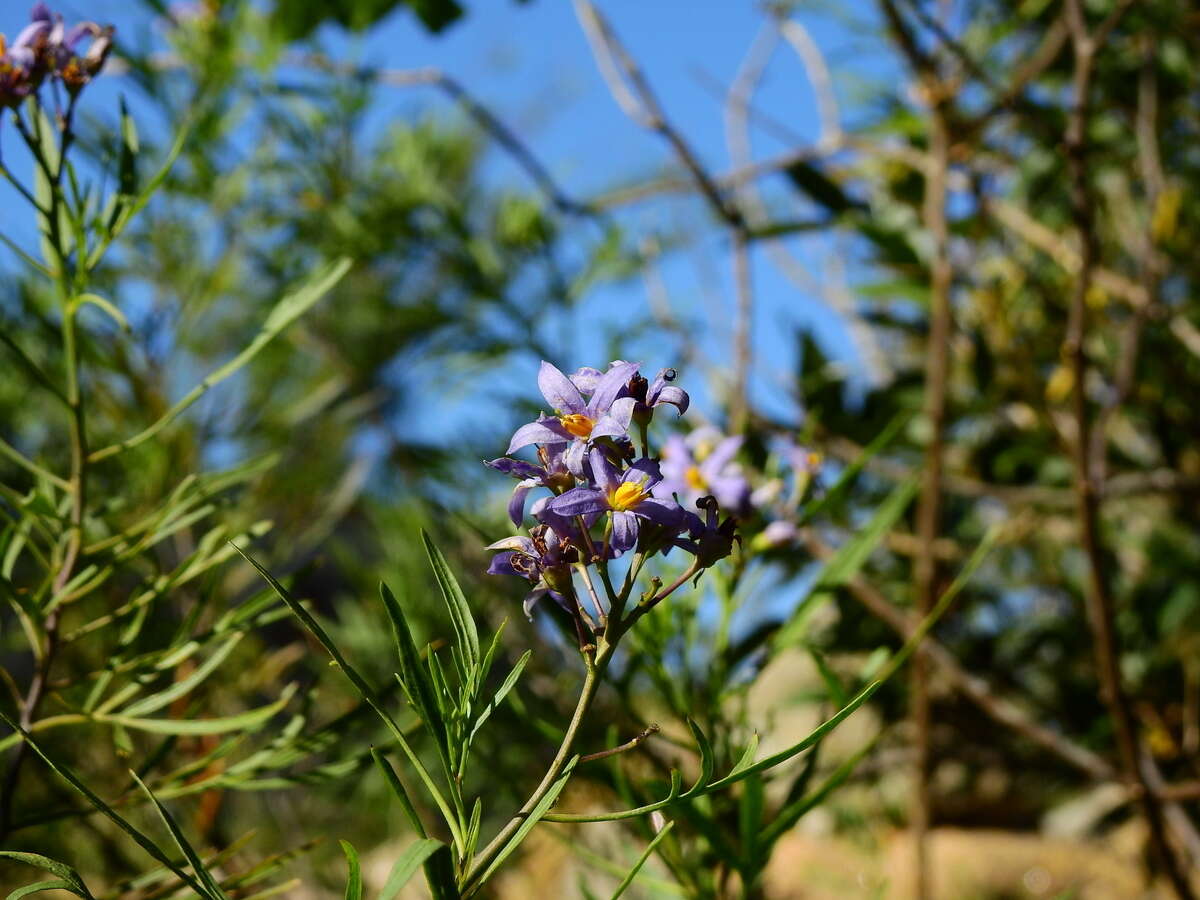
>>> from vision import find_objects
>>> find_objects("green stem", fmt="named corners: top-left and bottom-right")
top-left (462, 655), bottom-right (607, 893)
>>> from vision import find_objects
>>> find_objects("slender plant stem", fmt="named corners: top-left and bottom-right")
top-left (462, 658), bottom-right (605, 893)
top-left (1061, 4), bottom-right (1194, 897)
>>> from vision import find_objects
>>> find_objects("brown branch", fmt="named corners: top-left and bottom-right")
top-left (879, 1), bottom-right (957, 892)
top-left (1060, 2), bottom-right (1194, 896)
top-left (801, 529), bottom-right (1116, 782)
top-left (573, 0), bottom-right (744, 230)
top-left (579, 725), bottom-right (659, 763)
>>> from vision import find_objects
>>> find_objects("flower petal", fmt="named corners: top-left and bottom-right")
top-left (486, 551), bottom-right (521, 578)
top-left (587, 361), bottom-right (640, 417)
top-left (538, 360), bottom-right (586, 415)
top-left (485, 535), bottom-right (535, 553)
top-left (623, 457), bottom-right (663, 489)
top-left (508, 479), bottom-right (538, 525)
top-left (523, 587), bottom-right (548, 619)
top-left (610, 510), bottom-right (638, 553)
top-left (588, 447), bottom-right (622, 495)
top-left (633, 497), bottom-right (685, 530)
top-left (701, 436), bottom-right (743, 476)
top-left (485, 457), bottom-right (544, 480)
top-left (548, 486), bottom-right (609, 518)
top-left (590, 397), bottom-right (637, 439)
top-left (570, 366), bottom-right (604, 396)
top-left (507, 417), bottom-right (571, 454)
top-left (564, 439), bottom-right (589, 477)
top-left (651, 384), bottom-right (689, 415)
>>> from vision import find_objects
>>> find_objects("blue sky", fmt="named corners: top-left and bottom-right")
top-left (2, 1), bottom-right (898, 437)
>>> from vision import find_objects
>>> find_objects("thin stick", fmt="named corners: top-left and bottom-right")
top-left (1061, 3), bottom-right (1193, 896)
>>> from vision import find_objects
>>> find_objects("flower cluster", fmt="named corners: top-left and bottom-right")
top-left (0, 4), bottom-right (113, 109)
top-left (486, 361), bottom-right (733, 618)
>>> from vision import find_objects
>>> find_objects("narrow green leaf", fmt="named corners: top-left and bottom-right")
top-left (728, 734), bottom-right (759, 778)
top-left (760, 735), bottom-right (878, 846)
top-left (799, 410), bottom-right (911, 525)
top-left (232, 544), bottom-right (465, 854)
top-left (421, 530), bottom-right (479, 671)
top-left (543, 769), bottom-right (683, 824)
top-left (89, 258), bottom-right (352, 462)
top-left (609, 820), bottom-right (675, 900)
top-left (118, 632), bottom-right (244, 717)
top-left (0, 711), bottom-right (208, 896)
top-left (377, 839), bottom-right (444, 900)
top-left (683, 719), bottom-right (715, 797)
top-left (9, 880), bottom-right (73, 900)
top-left (117, 96), bottom-right (139, 199)
top-left (380, 582), bottom-right (448, 758)
top-left (738, 773), bottom-right (764, 864)
top-left (0, 852), bottom-right (93, 899)
top-left (75, 293), bottom-right (130, 333)
top-left (371, 748), bottom-right (427, 838)
top-left (468, 649), bottom-right (531, 747)
top-left (131, 773), bottom-right (228, 900)
top-left (703, 682), bottom-right (878, 793)
top-left (808, 647), bottom-right (848, 708)
top-left (472, 757), bottom-right (578, 886)
top-left (422, 844), bottom-right (458, 900)
top-left (103, 682), bottom-right (296, 734)
top-left (339, 841), bottom-right (362, 900)
top-left (775, 475), bottom-right (919, 649)
top-left (465, 797), bottom-right (483, 859)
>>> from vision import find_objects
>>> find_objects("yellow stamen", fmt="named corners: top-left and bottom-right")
top-left (609, 481), bottom-right (648, 511)
top-left (684, 465), bottom-right (707, 491)
top-left (559, 413), bottom-right (595, 439)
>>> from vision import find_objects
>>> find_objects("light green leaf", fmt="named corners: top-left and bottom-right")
top-left (472, 758), bottom-right (578, 886)
top-left (683, 718), bottom-right (714, 797)
top-left (609, 820), bottom-right (675, 899)
top-left (728, 734), bottom-right (759, 778)
top-left (380, 582), bottom-right (448, 761)
top-left (75, 293), bottom-right (130, 333)
top-left (118, 632), bottom-right (244, 717)
top-left (339, 841), bottom-right (362, 900)
top-left (132, 773), bottom-right (228, 900)
top-left (103, 682), bottom-right (296, 735)
top-left (421, 530), bottom-right (479, 674)
top-left (0, 711), bottom-right (208, 897)
top-left (377, 839), bottom-right (445, 900)
top-left (232, 544), bottom-right (465, 855)
top-left (89, 257), bottom-right (352, 462)
top-left (467, 649), bottom-right (531, 748)
top-left (0, 852), bottom-right (94, 899)
top-left (371, 748), bottom-right (427, 838)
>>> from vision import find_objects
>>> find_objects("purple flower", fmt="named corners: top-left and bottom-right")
top-left (486, 443), bottom-right (574, 526)
top-left (548, 449), bottom-right (684, 554)
top-left (0, 5), bottom-right (52, 109)
top-left (13, 5), bottom-right (114, 97)
top-left (507, 360), bottom-right (640, 476)
top-left (486, 524), bottom-right (580, 618)
top-left (0, 39), bottom-right (37, 109)
top-left (655, 427), bottom-right (750, 513)
top-left (675, 496), bottom-right (739, 569)
top-left (628, 367), bottom-right (689, 427)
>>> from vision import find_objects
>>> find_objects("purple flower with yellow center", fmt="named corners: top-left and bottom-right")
top-left (507, 360), bottom-right (640, 476)
top-left (548, 449), bottom-right (684, 554)
top-left (485, 443), bottom-right (574, 526)
top-left (655, 427), bottom-right (750, 513)
top-left (486, 524), bottom-right (579, 617)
